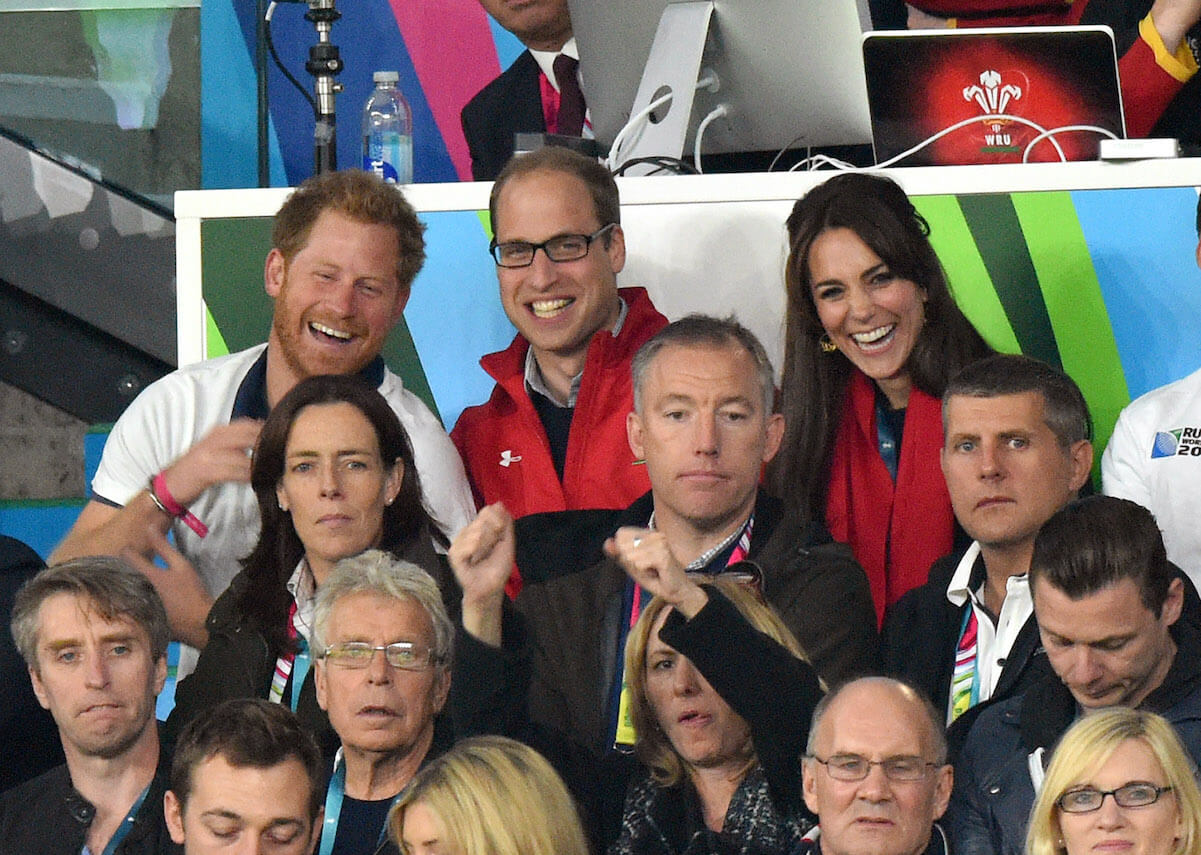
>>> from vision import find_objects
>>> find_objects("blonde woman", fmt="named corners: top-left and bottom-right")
top-left (446, 503), bottom-right (822, 854)
top-left (1026, 708), bottom-right (1201, 855)
top-left (390, 736), bottom-right (589, 855)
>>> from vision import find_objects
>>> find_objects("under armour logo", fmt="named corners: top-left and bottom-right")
top-left (499, 450), bottom-right (523, 467)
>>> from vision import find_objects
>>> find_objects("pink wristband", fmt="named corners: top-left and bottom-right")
top-left (151, 471), bottom-right (209, 538)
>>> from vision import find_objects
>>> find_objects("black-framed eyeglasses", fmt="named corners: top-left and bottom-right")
top-left (320, 641), bottom-right (436, 671)
top-left (810, 753), bottom-right (940, 782)
top-left (489, 223), bottom-right (616, 268)
top-left (1056, 783), bottom-right (1174, 813)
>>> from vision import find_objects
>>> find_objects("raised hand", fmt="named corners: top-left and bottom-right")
top-left (447, 503), bottom-right (514, 644)
top-left (604, 527), bottom-right (708, 619)
top-left (160, 419), bottom-right (263, 507)
top-left (1150, 0), bottom-right (1201, 53)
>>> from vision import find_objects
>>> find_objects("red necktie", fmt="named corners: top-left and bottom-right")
top-left (553, 54), bottom-right (585, 136)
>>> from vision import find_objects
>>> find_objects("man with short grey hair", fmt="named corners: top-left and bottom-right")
top-left (0, 556), bottom-right (179, 855)
top-left (309, 550), bottom-right (452, 855)
top-left (457, 314), bottom-right (877, 752)
top-left (800, 677), bottom-right (953, 855)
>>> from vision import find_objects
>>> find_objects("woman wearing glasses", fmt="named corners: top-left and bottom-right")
top-left (1026, 708), bottom-right (1201, 855)
top-left (769, 172), bottom-right (993, 624)
top-left (448, 505), bottom-right (822, 854)
top-left (167, 374), bottom-right (450, 753)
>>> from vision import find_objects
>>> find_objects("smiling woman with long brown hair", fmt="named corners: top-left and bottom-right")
top-left (769, 172), bottom-right (993, 623)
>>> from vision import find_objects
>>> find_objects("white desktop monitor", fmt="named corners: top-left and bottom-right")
top-left (569, 0), bottom-right (874, 165)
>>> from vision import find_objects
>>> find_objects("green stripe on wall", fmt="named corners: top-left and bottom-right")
top-left (205, 305), bottom-right (230, 359)
top-left (1010, 191), bottom-right (1128, 452)
top-left (957, 194), bottom-right (1063, 369)
top-left (914, 195), bottom-right (1020, 355)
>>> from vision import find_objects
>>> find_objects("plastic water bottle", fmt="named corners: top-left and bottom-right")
top-left (362, 71), bottom-right (412, 184)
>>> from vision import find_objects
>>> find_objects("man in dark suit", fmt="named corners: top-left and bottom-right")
top-left (461, 0), bottom-right (582, 181)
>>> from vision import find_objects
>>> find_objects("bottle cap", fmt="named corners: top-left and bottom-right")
top-left (373, 70), bottom-right (400, 84)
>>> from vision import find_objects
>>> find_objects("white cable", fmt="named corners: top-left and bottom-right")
top-left (265, 1), bottom-right (278, 20)
top-left (787, 153), bottom-right (858, 172)
top-left (608, 72), bottom-right (722, 172)
top-left (1021, 124), bottom-right (1119, 162)
top-left (693, 104), bottom-right (730, 174)
top-left (873, 113), bottom-right (1066, 168)
top-left (607, 91), bottom-right (674, 171)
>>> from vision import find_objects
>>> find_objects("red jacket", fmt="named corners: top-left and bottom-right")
top-left (452, 286), bottom-right (667, 521)
top-left (906, 0), bottom-right (1199, 137)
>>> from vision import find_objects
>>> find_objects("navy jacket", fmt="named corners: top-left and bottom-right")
top-left (947, 591), bottom-right (1201, 855)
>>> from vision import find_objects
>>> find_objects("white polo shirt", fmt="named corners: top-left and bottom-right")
top-left (91, 344), bottom-right (475, 675)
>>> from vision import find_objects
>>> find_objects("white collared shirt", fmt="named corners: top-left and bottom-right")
top-left (285, 559), bottom-right (317, 648)
top-left (944, 541), bottom-right (1034, 721)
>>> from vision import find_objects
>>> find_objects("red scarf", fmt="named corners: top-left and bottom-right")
top-left (825, 371), bottom-right (954, 626)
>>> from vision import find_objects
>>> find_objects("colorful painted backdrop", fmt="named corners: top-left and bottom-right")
top-left (202, 0), bottom-right (525, 188)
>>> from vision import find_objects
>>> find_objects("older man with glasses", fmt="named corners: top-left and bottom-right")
top-left (451, 146), bottom-right (668, 595)
top-left (309, 550), bottom-right (453, 855)
top-left (800, 677), bottom-right (954, 855)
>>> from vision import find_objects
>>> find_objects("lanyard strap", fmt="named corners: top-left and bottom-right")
top-left (100, 783), bottom-right (151, 855)
top-left (269, 602), bottom-right (310, 711)
top-left (318, 752), bottom-right (400, 855)
top-left (950, 606), bottom-right (981, 723)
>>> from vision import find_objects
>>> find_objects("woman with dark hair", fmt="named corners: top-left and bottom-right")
top-left (166, 374), bottom-right (450, 752)
top-left (769, 172), bottom-right (993, 623)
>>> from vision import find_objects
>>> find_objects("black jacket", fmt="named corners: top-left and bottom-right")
top-left (460, 50), bottom-right (546, 181)
top-left (948, 579), bottom-right (1201, 855)
top-left (0, 750), bottom-right (180, 855)
top-left (0, 535), bottom-right (62, 793)
top-left (513, 491), bottom-right (878, 754)
top-left (881, 546), bottom-right (1049, 755)
top-left (165, 566), bottom-right (336, 754)
top-left (451, 586), bottom-right (821, 854)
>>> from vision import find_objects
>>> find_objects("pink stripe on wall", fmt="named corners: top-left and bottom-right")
top-left (391, 0), bottom-right (502, 181)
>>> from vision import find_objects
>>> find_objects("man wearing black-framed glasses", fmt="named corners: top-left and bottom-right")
top-left (800, 677), bottom-right (953, 855)
top-left (308, 550), bottom-right (453, 855)
top-left (452, 146), bottom-right (668, 595)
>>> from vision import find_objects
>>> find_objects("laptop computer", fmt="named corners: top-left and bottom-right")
top-left (862, 26), bottom-right (1126, 166)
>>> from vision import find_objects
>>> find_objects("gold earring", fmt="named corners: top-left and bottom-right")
top-left (819, 334), bottom-right (838, 354)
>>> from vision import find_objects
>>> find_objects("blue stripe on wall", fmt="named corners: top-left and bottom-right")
top-left (405, 210), bottom-right (516, 431)
top-left (202, 0), bottom-right (287, 188)
top-left (488, 16), bottom-right (526, 70)
top-left (1071, 186), bottom-right (1201, 400)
